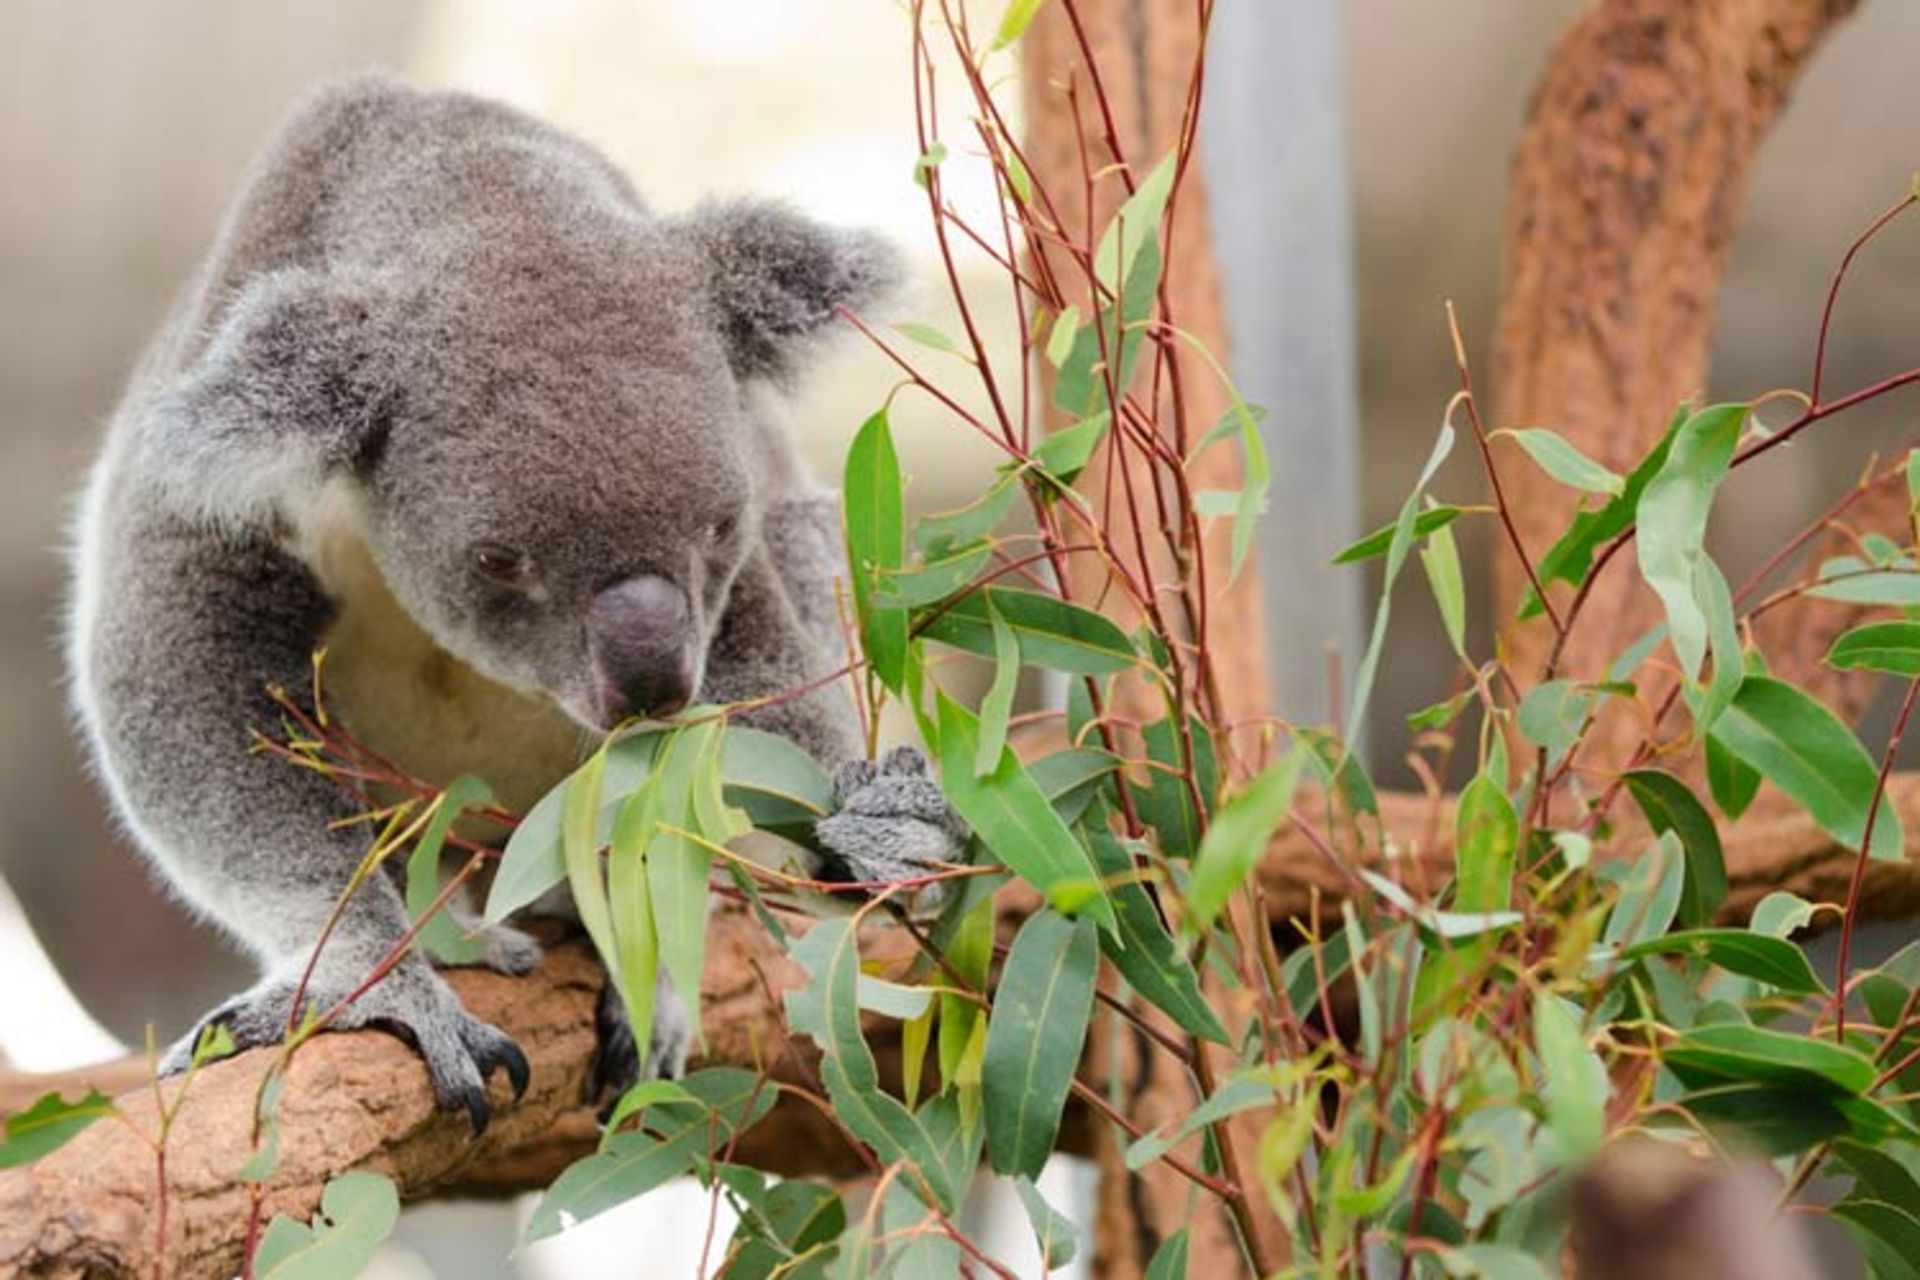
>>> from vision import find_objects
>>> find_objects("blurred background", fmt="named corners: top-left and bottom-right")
top-left (1, 1), bottom-right (1916, 1275)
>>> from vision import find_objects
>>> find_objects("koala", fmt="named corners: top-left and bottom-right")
top-left (66, 76), bottom-right (967, 1131)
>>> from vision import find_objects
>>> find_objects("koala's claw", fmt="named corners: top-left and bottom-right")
top-left (588, 975), bottom-right (692, 1114)
top-left (816, 745), bottom-right (970, 909)
top-left (160, 962), bottom-right (529, 1136)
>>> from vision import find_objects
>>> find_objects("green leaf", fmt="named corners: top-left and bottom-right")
top-left (1521, 404), bottom-right (1689, 618)
top-left (1296, 725), bottom-right (1379, 819)
top-left (1713, 676), bottom-right (1903, 859)
top-left (1085, 819), bottom-right (1228, 1043)
top-left (1440, 1244), bottom-right (1553, 1280)
top-left (1044, 305), bottom-right (1081, 369)
top-left (1618, 930), bottom-right (1824, 993)
top-left (1129, 714), bottom-right (1219, 861)
top-left (1093, 151), bottom-right (1177, 294)
top-left (915, 470), bottom-right (1021, 558)
top-left (1705, 729), bottom-right (1761, 819)
top-left (597, 1079), bottom-right (697, 1151)
top-left (845, 409), bottom-right (908, 691)
top-left (983, 911), bottom-right (1099, 1178)
top-left (1835, 1199), bottom-right (1920, 1280)
top-left (1516, 679), bottom-right (1597, 764)
top-left (0, 1089), bottom-right (117, 1169)
top-left (933, 690), bottom-right (1114, 928)
top-left (1186, 746), bottom-right (1306, 933)
top-left (1125, 1073), bottom-right (1270, 1170)
top-left (1602, 831), bottom-right (1684, 947)
top-left (894, 322), bottom-right (960, 355)
top-left (405, 776), bottom-right (494, 965)
top-left (1829, 621), bottom-right (1920, 676)
top-left (485, 725), bottom-right (829, 923)
top-left (526, 1128), bottom-right (704, 1243)
top-left (874, 544), bottom-right (992, 608)
top-left (1332, 505), bottom-right (1463, 565)
top-left (1750, 890), bottom-right (1817, 939)
top-left (646, 722), bottom-right (729, 1021)
top-left (917, 586), bottom-right (1136, 675)
top-left (1807, 556), bottom-right (1920, 605)
top-left (1028, 748), bottom-right (1119, 826)
top-left (1144, 1230), bottom-right (1189, 1280)
top-left (720, 727), bottom-right (836, 831)
top-left (1055, 233), bottom-right (1161, 418)
top-left (1033, 412), bottom-right (1111, 484)
top-left (1013, 1177), bottom-right (1080, 1270)
top-left (1455, 773), bottom-right (1518, 915)
top-left (1344, 425), bottom-right (1455, 751)
top-left (1421, 513), bottom-right (1468, 657)
top-left (786, 921), bottom-right (965, 1212)
top-left (992, 0), bottom-right (1048, 49)
top-left (254, 1171), bottom-right (400, 1280)
top-left (974, 597), bottom-right (1021, 777)
top-left (561, 741), bottom-right (620, 989)
top-left (1534, 994), bottom-right (1606, 1162)
top-left (724, 1177), bottom-right (846, 1279)
top-left (607, 780), bottom-right (661, 1059)
top-left (1499, 427), bottom-right (1624, 495)
top-left (1635, 403), bottom-right (1747, 680)
top-left (853, 975), bottom-right (935, 1022)
top-left (912, 142), bottom-right (948, 188)
top-left (1665, 1023), bottom-right (1877, 1094)
top-left (1680, 1082), bottom-right (1852, 1156)
top-left (1623, 770), bottom-right (1728, 927)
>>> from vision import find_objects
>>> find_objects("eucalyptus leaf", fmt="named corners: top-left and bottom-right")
top-left (983, 911), bottom-right (1099, 1177)
top-left (1714, 676), bottom-right (1903, 859)
top-left (1500, 427), bottom-right (1624, 496)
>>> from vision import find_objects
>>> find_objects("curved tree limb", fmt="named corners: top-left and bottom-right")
top-left (1493, 0), bottom-right (1861, 766)
top-left (5, 773), bottom-right (1920, 1276)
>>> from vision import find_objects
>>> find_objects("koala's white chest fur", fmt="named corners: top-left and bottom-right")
top-left (292, 485), bottom-right (591, 818)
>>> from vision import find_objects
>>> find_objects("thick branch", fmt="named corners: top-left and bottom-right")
top-left (1493, 0), bottom-right (1859, 762)
top-left (0, 911), bottom-right (891, 1279)
top-left (8, 768), bottom-right (1920, 1275)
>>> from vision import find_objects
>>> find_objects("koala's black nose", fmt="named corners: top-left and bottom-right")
top-left (589, 574), bottom-right (694, 722)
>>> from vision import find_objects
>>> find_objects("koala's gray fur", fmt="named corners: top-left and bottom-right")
top-left (67, 75), bottom-right (964, 1130)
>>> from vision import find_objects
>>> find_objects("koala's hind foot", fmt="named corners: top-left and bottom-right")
top-left (588, 973), bottom-right (692, 1109)
top-left (161, 956), bottom-right (529, 1135)
top-left (815, 745), bottom-right (970, 911)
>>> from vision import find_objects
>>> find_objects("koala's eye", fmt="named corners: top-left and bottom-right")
top-left (708, 516), bottom-right (738, 545)
top-left (470, 541), bottom-right (532, 586)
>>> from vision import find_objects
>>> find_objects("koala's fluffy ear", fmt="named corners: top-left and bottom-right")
top-left (682, 201), bottom-right (904, 383)
top-left (139, 270), bottom-right (393, 528)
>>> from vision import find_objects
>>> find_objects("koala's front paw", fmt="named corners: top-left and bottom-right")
top-left (161, 959), bottom-right (529, 1135)
top-left (589, 974), bottom-right (692, 1110)
top-left (815, 745), bottom-right (970, 910)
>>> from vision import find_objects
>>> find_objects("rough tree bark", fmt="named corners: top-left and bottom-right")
top-left (1493, 0), bottom-right (1862, 756)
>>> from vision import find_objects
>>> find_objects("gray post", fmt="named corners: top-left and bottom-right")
top-left (1200, 0), bottom-right (1362, 732)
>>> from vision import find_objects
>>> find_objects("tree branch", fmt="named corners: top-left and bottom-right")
top-left (7, 766), bottom-right (1920, 1275)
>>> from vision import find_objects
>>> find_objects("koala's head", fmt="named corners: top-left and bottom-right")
top-left (146, 201), bottom-right (899, 729)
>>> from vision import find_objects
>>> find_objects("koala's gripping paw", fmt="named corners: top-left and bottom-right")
top-left (160, 959), bottom-right (529, 1135)
top-left (815, 745), bottom-right (970, 909)
top-left (588, 975), bottom-right (692, 1110)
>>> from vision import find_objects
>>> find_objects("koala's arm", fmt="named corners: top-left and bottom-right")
top-left (700, 491), bottom-right (968, 897)
top-left (76, 514), bottom-right (527, 1127)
